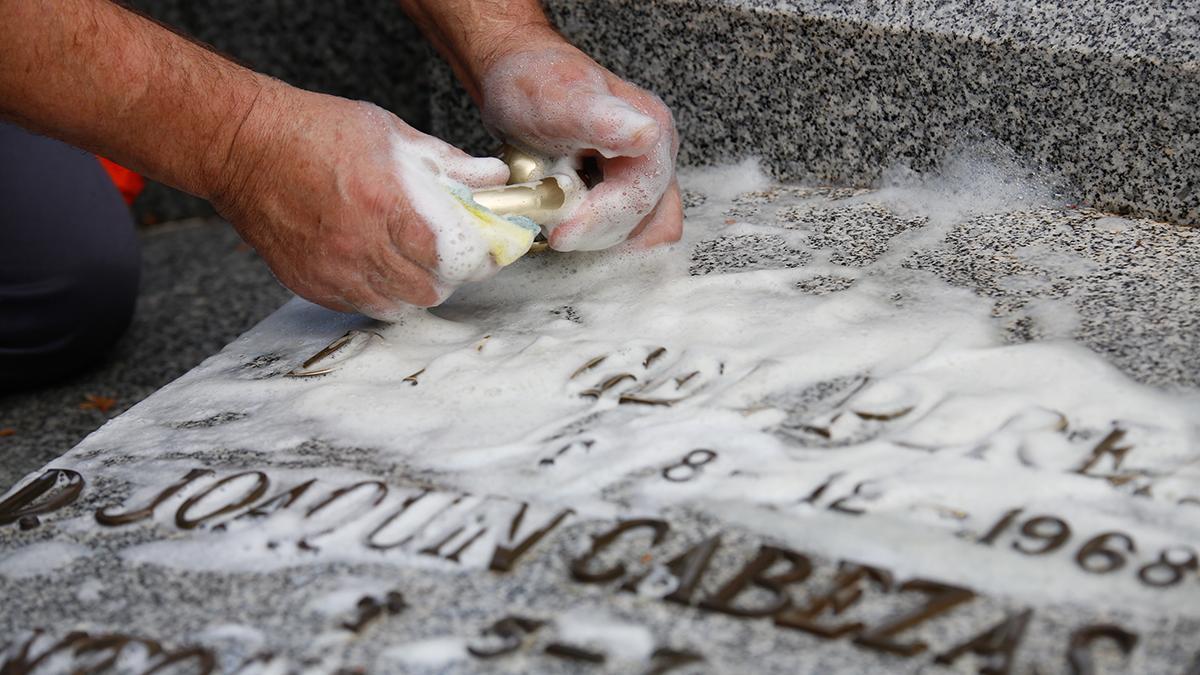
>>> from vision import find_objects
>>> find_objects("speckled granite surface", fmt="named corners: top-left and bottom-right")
top-left (732, 0), bottom-right (1200, 63)
top-left (124, 0), bottom-right (429, 129)
top-left (431, 0), bottom-right (1200, 226)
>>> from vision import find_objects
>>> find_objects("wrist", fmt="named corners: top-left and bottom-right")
top-left (459, 21), bottom-right (565, 102)
top-left (200, 73), bottom-right (287, 206)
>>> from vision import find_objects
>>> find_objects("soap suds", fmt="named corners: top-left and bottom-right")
top-left (680, 157), bottom-right (772, 203)
top-left (379, 637), bottom-right (468, 668)
top-left (384, 126), bottom-right (546, 316)
top-left (553, 610), bottom-right (656, 662)
top-left (392, 150), bottom-right (499, 292)
top-left (0, 541), bottom-right (90, 579)
top-left (861, 143), bottom-right (1058, 227)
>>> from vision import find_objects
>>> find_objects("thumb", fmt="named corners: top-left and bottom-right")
top-left (399, 132), bottom-right (511, 189)
top-left (578, 95), bottom-right (660, 159)
top-left (442, 155), bottom-right (509, 190)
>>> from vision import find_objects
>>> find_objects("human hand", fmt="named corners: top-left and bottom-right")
top-left (207, 81), bottom-right (513, 319)
top-left (478, 34), bottom-right (682, 252)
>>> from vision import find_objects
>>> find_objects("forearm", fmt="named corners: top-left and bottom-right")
top-left (0, 0), bottom-right (270, 200)
top-left (397, 0), bottom-right (557, 102)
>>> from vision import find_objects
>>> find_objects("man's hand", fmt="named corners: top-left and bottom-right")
top-left (400, 2), bottom-right (683, 252)
top-left (211, 82), bottom-right (511, 319)
top-left (479, 35), bottom-right (682, 252)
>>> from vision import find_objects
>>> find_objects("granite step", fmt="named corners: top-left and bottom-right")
top-left (432, 0), bottom-right (1200, 226)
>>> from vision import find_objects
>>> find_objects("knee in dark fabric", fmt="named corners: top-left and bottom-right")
top-left (0, 122), bottom-right (141, 390)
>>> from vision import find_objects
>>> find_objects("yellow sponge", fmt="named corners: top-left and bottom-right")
top-left (447, 186), bottom-right (539, 266)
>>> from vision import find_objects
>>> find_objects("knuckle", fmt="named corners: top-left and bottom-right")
top-left (408, 278), bottom-right (445, 308)
top-left (325, 236), bottom-right (360, 263)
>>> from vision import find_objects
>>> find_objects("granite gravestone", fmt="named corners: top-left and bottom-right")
top-left (3, 164), bottom-right (1200, 674)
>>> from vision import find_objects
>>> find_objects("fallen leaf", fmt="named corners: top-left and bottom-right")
top-left (80, 395), bottom-right (118, 413)
top-left (0, 428), bottom-right (14, 437)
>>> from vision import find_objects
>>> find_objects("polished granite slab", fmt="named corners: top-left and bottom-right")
top-left (3, 166), bottom-right (1198, 673)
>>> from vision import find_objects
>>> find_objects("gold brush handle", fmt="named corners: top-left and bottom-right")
top-left (470, 145), bottom-right (594, 226)
top-left (471, 178), bottom-right (567, 223)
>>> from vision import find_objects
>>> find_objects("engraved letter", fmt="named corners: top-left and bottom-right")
top-left (775, 563), bottom-right (893, 638)
top-left (1067, 624), bottom-right (1138, 675)
top-left (141, 647), bottom-right (217, 674)
top-left (233, 479), bottom-right (317, 522)
top-left (0, 469), bottom-right (85, 527)
top-left (300, 480), bottom-right (389, 549)
top-left (74, 633), bottom-right (163, 672)
top-left (854, 579), bottom-right (975, 656)
top-left (0, 630), bottom-right (89, 673)
top-left (935, 609), bottom-right (1032, 675)
top-left (467, 616), bottom-right (545, 659)
top-left (175, 471), bottom-right (269, 529)
top-left (623, 534), bottom-right (722, 605)
top-left (490, 503), bottom-right (574, 572)
top-left (569, 519), bottom-right (670, 583)
top-left (96, 469), bottom-right (212, 526)
top-left (700, 545), bottom-right (813, 617)
top-left (1074, 429), bottom-right (1131, 476)
top-left (366, 490), bottom-right (431, 550)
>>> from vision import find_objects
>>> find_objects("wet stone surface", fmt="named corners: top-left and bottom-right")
top-left (2, 178), bottom-right (1199, 674)
top-left (905, 210), bottom-right (1200, 388)
top-left (689, 234), bottom-right (809, 276)
top-left (784, 203), bottom-right (925, 268)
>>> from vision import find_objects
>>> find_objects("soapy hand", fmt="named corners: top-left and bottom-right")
top-left (208, 82), bottom-right (514, 319)
top-left (479, 35), bottom-right (682, 252)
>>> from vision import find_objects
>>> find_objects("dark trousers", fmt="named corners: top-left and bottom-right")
top-left (0, 123), bottom-right (140, 392)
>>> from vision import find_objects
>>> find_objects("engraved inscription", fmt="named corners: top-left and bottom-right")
top-left (94, 470), bottom-right (570, 574)
top-left (0, 630), bottom-right (214, 675)
top-left (700, 545), bottom-right (813, 617)
top-left (977, 509), bottom-right (1198, 588)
